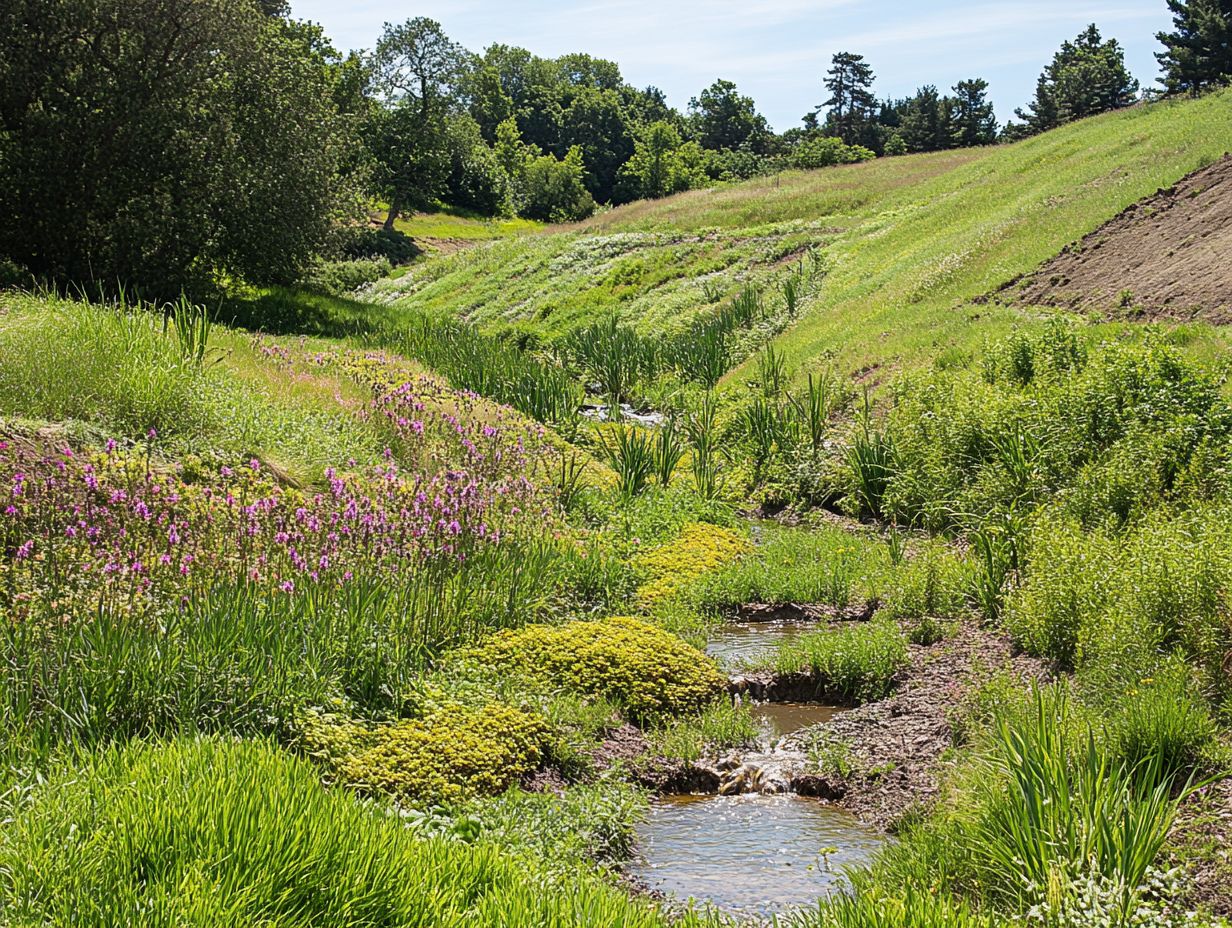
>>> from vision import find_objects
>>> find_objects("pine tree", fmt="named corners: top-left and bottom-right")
top-left (1015, 25), bottom-right (1137, 135)
top-left (1156, 0), bottom-right (1232, 94)
top-left (899, 85), bottom-right (950, 152)
top-left (951, 78), bottom-right (998, 146)
top-left (822, 52), bottom-right (877, 145)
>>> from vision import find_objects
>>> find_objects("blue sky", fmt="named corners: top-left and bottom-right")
top-left (290, 1), bottom-right (1174, 131)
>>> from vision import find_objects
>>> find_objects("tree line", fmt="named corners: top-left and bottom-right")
top-left (0, 0), bottom-right (1228, 298)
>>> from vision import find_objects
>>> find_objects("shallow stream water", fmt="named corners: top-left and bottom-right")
top-left (704, 617), bottom-right (820, 668)
top-left (628, 793), bottom-right (884, 919)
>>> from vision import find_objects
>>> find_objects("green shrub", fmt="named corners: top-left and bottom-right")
top-left (303, 256), bottom-right (392, 296)
top-left (881, 541), bottom-right (971, 622)
top-left (772, 620), bottom-right (908, 703)
top-left (466, 616), bottom-right (726, 719)
top-left (299, 702), bottom-right (550, 804)
top-left (0, 738), bottom-right (691, 927)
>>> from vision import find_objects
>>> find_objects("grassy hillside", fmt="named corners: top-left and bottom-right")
top-left (372, 91), bottom-right (1232, 381)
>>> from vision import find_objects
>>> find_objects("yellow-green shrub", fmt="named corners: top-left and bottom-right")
top-left (300, 702), bottom-right (550, 804)
top-left (468, 616), bottom-right (725, 719)
top-left (634, 521), bottom-right (752, 606)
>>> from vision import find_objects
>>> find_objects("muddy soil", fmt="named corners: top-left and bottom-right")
top-left (995, 154), bottom-right (1232, 322)
top-left (786, 623), bottom-right (1049, 830)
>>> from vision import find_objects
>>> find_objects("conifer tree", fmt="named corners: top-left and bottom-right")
top-left (1014, 25), bottom-right (1137, 135)
top-left (1156, 0), bottom-right (1232, 94)
top-left (951, 78), bottom-right (998, 146)
top-left (821, 52), bottom-right (877, 145)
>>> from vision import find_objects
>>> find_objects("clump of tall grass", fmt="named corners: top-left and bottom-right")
top-left (647, 698), bottom-right (759, 763)
top-left (685, 392), bottom-right (723, 499)
top-left (595, 424), bottom-right (657, 497)
top-left (770, 620), bottom-right (907, 703)
top-left (0, 737), bottom-right (696, 927)
top-left (958, 688), bottom-right (1197, 917)
top-left (391, 313), bottom-right (581, 431)
top-left (0, 293), bottom-right (214, 440)
top-left (559, 315), bottom-right (660, 409)
top-left (695, 524), bottom-right (886, 611)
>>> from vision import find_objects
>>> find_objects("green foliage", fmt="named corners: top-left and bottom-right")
top-left (880, 540), bottom-right (970, 623)
top-left (788, 136), bottom-right (876, 170)
top-left (870, 327), bottom-right (1231, 532)
top-left (1011, 25), bottom-right (1139, 136)
top-left (647, 698), bottom-right (759, 764)
top-left (595, 424), bottom-right (657, 498)
top-left (518, 146), bottom-right (597, 222)
top-left (392, 312), bottom-right (582, 430)
top-left (0, 738), bottom-right (693, 927)
top-left (560, 315), bottom-right (657, 406)
top-left (0, 0), bottom-right (358, 296)
top-left (958, 688), bottom-right (1191, 914)
top-left (299, 702), bottom-right (550, 803)
top-left (1105, 659), bottom-right (1221, 779)
top-left (466, 616), bottom-right (726, 719)
top-left (1156, 0), bottom-right (1232, 95)
top-left (0, 295), bottom-right (214, 440)
top-left (695, 524), bottom-right (886, 611)
top-left (634, 521), bottom-right (753, 606)
top-left (771, 620), bottom-right (908, 703)
top-left (799, 886), bottom-right (994, 928)
top-left (303, 257), bottom-right (393, 296)
top-left (1006, 506), bottom-right (1232, 692)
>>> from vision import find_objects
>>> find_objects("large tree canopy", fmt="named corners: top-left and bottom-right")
top-left (0, 0), bottom-right (357, 296)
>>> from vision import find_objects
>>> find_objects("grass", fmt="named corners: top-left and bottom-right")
top-left (366, 91), bottom-right (1232, 380)
top-left (0, 737), bottom-right (704, 928)
top-left (767, 620), bottom-right (908, 703)
top-left (692, 523), bottom-right (888, 611)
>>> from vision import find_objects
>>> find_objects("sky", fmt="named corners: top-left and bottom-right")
top-left (290, 0), bottom-right (1175, 131)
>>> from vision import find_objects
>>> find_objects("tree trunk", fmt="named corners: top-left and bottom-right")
top-left (383, 195), bottom-right (401, 231)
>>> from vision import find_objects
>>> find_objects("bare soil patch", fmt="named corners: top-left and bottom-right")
top-left (998, 154), bottom-right (1232, 322)
top-left (787, 623), bottom-right (1049, 830)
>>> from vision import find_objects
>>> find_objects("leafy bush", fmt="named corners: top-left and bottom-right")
top-left (343, 226), bottom-right (422, 264)
top-left (789, 136), bottom-right (876, 170)
top-left (303, 256), bottom-right (392, 296)
top-left (772, 620), bottom-right (908, 703)
top-left (299, 702), bottom-right (551, 804)
top-left (0, 738), bottom-right (691, 927)
top-left (633, 521), bottom-right (752, 606)
top-left (466, 616), bottom-right (726, 719)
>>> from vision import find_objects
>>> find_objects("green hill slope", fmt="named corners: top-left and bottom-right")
top-left (370, 90), bottom-right (1232, 381)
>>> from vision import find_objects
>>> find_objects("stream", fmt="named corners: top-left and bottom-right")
top-left (628, 794), bottom-right (883, 920)
top-left (630, 614), bottom-right (885, 919)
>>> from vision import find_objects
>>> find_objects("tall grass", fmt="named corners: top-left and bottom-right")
top-left (595, 425), bottom-right (656, 498)
top-left (771, 620), bottom-right (908, 703)
top-left (960, 689), bottom-right (1194, 916)
top-left (0, 737), bottom-right (699, 927)
top-left (1, 544), bottom-right (557, 769)
top-left (391, 313), bottom-right (581, 431)
top-left (0, 293), bottom-right (213, 439)
top-left (560, 315), bottom-right (659, 409)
